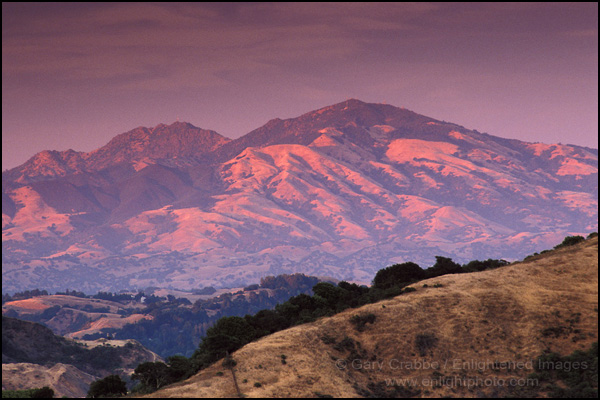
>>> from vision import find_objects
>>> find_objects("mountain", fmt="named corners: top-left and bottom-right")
top-left (2, 99), bottom-right (598, 293)
top-left (145, 236), bottom-right (599, 398)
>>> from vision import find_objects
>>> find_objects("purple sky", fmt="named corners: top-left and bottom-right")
top-left (2, 2), bottom-right (598, 171)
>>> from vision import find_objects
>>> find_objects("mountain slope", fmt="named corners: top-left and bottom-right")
top-left (2, 316), bottom-right (161, 397)
top-left (145, 236), bottom-right (598, 398)
top-left (1, 316), bottom-right (160, 372)
top-left (2, 100), bottom-right (598, 293)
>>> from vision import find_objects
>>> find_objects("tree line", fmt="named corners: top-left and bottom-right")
top-left (128, 256), bottom-right (512, 393)
top-left (125, 233), bottom-right (597, 395)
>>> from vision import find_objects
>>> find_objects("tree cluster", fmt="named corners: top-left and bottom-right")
top-left (87, 375), bottom-right (127, 398)
top-left (130, 356), bottom-right (194, 394)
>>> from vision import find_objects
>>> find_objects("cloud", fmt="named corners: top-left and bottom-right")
top-left (3, 3), bottom-right (446, 93)
top-left (564, 28), bottom-right (598, 38)
top-left (2, 2), bottom-right (597, 154)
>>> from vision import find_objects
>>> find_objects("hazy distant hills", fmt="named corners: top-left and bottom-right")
top-left (1, 273), bottom-right (324, 358)
top-left (2, 99), bottom-right (598, 293)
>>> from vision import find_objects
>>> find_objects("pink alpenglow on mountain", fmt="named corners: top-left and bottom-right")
top-left (2, 100), bottom-right (597, 293)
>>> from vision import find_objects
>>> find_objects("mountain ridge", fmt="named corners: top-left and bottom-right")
top-left (4, 99), bottom-right (597, 184)
top-left (3, 121), bottom-right (230, 185)
top-left (2, 100), bottom-right (598, 293)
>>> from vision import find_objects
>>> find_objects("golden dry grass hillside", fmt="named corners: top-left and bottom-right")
top-left (2, 362), bottom-right (96, 398)
top-left (1, 295), bottom-right (150, 337)
top-left (144, 237), bottom-right (598, 398)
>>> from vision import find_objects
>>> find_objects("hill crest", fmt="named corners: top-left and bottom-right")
top-left (145, 236), bottom-right (599, 398)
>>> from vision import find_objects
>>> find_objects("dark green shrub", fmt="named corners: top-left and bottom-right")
top-left (87, 375), bottom-right (127, 398)
top-left (312, 283), bottom-right (344, 308)
top-left (31, 387), bottom-right (55, 399)
top-left (554, 235), bottom-right (585, 249)
top-left (131, 362), bottom-right (171, 392)
top-left (166, 355), bottom-right (194, 381)
top-left (334, 336), bottom-right (357, 352)
top-left (425, 256), bottom-right (462, 278)
top-left (462, 259), bottom-right (509, 272)
top-left (542, 326), bottom-right (569, 338)
top-left (415, 333), bottom-right (438, 357)
top-left (530, 342), bottom-right (598, 398)
top-left (349, 313), bottom-right (377, 332)
top-left (381, 285), bottom-right (405, 299)
top-left (222, 354), bottom-right (237, 369)
top-left (193, 316), bottom-right (258, 368)
top-left (372, 262), bottom-right (424, 289)
top-left (321, 334), bottom-right (336, 344)
top-left (2, 387), bottom-right (55, 398)
top-left (243, 284), bottom-right (260, 291)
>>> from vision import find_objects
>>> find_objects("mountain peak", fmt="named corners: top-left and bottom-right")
top-left (84, 122), bottom-right (230, 169)
top-left (305, 99), bottom-right (436, 126)
top-left (151, 121), bottom-right (198, 132)
top-left (336, 98), bottom-right (367, 107)
top-left (310, 98), bottom-right (375, 114)
top-left (210, 99), bottom-right (457, 162)
top-left (316, 98), bottom-right (404, 112)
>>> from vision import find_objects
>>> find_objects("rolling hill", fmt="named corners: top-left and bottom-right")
top-left (1, 316), bottom-right (161, 397)
top-left (1, 273), bottom-right (326, 358)
top-left (144, 236), bottom-right (598, 398)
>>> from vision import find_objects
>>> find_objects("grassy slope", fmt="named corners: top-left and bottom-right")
top-left (2, 363), bottom-right (96, 398)
top-left (145, 237), bottom-right (598, 398)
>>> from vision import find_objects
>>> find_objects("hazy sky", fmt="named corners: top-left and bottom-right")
top-left (2, 2), bottom-right (598, 170)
